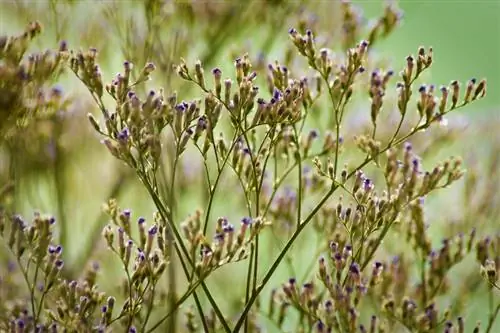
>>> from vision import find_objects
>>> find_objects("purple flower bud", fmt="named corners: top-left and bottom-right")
top-left (148, 225), bottom-right (158, 235)
top-left (101, 305), bottom-right (107, 313)
top-left (223, 223), bottom-right (234, 233)
top-left (51, 85), bottom-right (64, 97)
top-left (138, 217), bottom-right (145, 225)
top-left (350, 263), bottom-right (360, 274)
top-left (214, 233), bottom-right (224, 242)
top-left (13, 215), bottom-right (26, 229)
top-left (175, 104), bottom-right (185, 112)
top-left (363, 178), bottom-right (373, 191)
top-left (92, 261), bottom-right (100, 271)
top-left (303, 282), bottom-right (313, 290)
top-left (273, 88), bottom-right (282, 100)
top-left (241, 217), bottom-right (252, 225)
top-left (212, 68), bottom-right (222, 76)
top-left (55, 259), bottom-right (64, 268)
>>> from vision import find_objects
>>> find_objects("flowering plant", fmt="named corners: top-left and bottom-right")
top-left (0, 1), bottom-right (497, 333)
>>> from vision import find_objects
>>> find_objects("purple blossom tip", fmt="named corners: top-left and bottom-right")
top-left (418, 85), bottom-right (426, 93)
top-left (55, 259), bottom-right (64, 268)
top-left (92, 261), bottom-right (100, 271)
top-left (349, 263), bottom-right (360, 274)
top-left (212, 68), bottom-right (222, 75)
top-left (175, 104), bottom-right (185, 112)
top-left (223, 224), bottom-right (234, 233)
top-left (241, 217), bottom-right (252, 225)
top-left (138, 217), bottom-right (146, 224)
top-left (273, 88), bottom-right (282, 100)
top-left (148, 225), bottom-right (158, 235)
top-left (214, 233), bottom-right (224, 242)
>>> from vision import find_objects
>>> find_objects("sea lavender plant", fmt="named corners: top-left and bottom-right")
top-left (0, 1), bottom-right (498, 333)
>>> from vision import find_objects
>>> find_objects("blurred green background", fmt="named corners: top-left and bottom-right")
top-left (356, 0), bottom-right (500, 113)
top-left (1, 0), bottom-right (499, 331)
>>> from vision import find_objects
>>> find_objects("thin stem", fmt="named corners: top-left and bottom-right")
top-left (232, 182), bottom-right (339, 332)
top-left (140, 174), bottom-right (232, 333)
top-left (146, 276), bottom-right (208, 333)
top-left (485, 302), bottom-right (500, 333)
top-left (244, 243), bottom-right (255, 333)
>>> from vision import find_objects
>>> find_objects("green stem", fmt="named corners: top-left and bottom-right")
top-left (140, 174), bottom-right (232, 333)
top-left (485, 302), bottom-right (500, 333)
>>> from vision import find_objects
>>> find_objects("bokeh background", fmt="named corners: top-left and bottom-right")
top-left (1, 0), bottom-right (499, 331)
